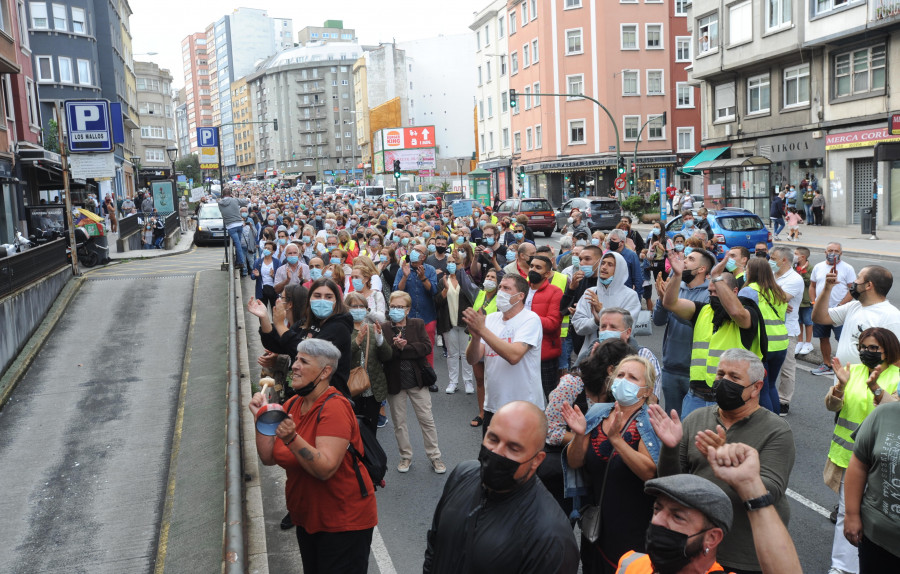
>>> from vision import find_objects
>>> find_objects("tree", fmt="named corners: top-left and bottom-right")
top-left (175, 154), bottom-right (202, 186)
top-left (44, 120), bottom-right (60, 153)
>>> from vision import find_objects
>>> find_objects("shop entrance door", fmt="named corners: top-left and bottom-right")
top-left (851, 157), bottom-right (874, 224)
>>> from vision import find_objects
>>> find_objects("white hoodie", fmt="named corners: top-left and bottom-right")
top-left (572, 251), bottom-right (641, 365)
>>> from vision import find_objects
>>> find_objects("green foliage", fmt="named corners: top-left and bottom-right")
top-left (44, 120), bottom-right (59, 153)
top-left (438, 181), bottom-right (451, 193)
top-left (175, 154), bottom-right (202, 185)
top-left (621, 195), bottom-right (647, 215)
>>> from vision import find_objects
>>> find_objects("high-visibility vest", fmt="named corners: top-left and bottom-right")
top-left (473, 290), bottom-right (499, 315)
top-left (747, 283), bottom-right (788, 352)
top-left (828, 363), bottom-right (899, 468)
top-left (616, 550), bottom-right (731, 574)
top-left (690, 305), bottom-right (763, 387)
top-left (551, 271), bottom-right (570, 337)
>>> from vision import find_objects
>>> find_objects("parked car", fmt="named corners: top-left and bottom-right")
top-left (555, 196), bottom-right (623, 232)
top-left (398, 192), bottom-right (438, 207)
top-left (495, 197), bottom-right (556, 237)
top-left (194, 203), bottom-right (225, 246)
top-left (665, 207), bottom-right (772, 259)
top-left (360, 185), bottom-right (385, 200)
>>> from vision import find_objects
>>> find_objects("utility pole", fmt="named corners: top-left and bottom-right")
top-left (54, 101), bottom-right (79, 276)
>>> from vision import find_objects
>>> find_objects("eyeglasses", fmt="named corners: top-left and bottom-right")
top-left (389, 305), bottom-right (409, 311)
top-left (858, 344), bottom-right (882, 353)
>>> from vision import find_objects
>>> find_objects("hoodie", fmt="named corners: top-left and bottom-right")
top-left (218, 195), bottom-right (250, 229)
top-left (571, 251), bottom-right (641, 364)
top-left (652, 280), bottom-right (710, 375)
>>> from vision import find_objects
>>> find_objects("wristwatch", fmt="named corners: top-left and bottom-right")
top-left (871, 386), bottom-right (884, 398)
top-left (743, 492), bottom-right (775, 511)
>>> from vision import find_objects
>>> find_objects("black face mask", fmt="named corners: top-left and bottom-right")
top-left (435, 246), bottom-right (447, 255)
top-left (645, 524), bottom-right (709, 574)
top-left (528, 270), bottom-right (544, 285)
top-left (708, 295), bottom-right (724, 315)
top-left (608, 240), bottom-right (621, 251)
top-left (859, 350), bottom-right (883, 370)
top-left (478, 444), bottom-right (532, 492)
top-left (681, 268), bottom-right (696, 284)
top-left (294, 368), bottom-right (326, 397)
top-left (849, 282), bottom-right (864, 300)
top-left (756, 251), bottom-right (769, 259)
top-left (714, 377), bottom-right (749, 411)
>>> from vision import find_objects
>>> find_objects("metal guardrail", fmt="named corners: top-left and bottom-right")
top-left (0, 239), bottom-right (67, 299)
top-left (119, 213), bottom-right (140, 238)
top-left (163, 212), bottom-right (179, 237)
top-left (224, 236), bottom-right (245, 572)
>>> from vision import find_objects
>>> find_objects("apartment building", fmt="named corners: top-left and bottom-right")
top-left (133, 61), bottom-right (176, 183)
top-left (181, 32), bottom-right (212, 153)
top-left (231, 77), bottom-right (256, 178)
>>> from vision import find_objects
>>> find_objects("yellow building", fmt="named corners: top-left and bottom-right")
top-left (231, 78), bottom-right (256, 179)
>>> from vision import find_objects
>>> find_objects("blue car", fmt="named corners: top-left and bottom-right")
top-left (665, 207), bottom-right (772, 259)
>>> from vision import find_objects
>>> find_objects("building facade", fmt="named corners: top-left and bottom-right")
top-left (174, 87), bottom-right (190, 158)
top-left (231, 77), bottom-right (256, 178)
top-left (181, 32), bottom-right (212, 153)
top-left (133, 61), bottom-right (175, 186)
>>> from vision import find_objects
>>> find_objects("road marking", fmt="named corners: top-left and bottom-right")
top-left (371, 526), bottom-right (397, 574)
top-left (786, 488), bottom-right (831, 519)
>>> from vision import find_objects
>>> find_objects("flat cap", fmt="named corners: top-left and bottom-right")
top-left (644, 474), bottom-right (733, 534)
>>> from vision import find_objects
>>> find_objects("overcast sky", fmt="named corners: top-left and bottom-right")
top-left (130, 0), bottom-right (489, 88)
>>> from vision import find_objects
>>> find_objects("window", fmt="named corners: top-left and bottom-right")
top-left (621, 24), bottom-right (638, 50)
top-left (30, 2), bottom-right (47, 28)
top-left (530, 0), bottom-right (537, 20)
top-left (498, 15), bottom-right (504, 38)
top-left (477, 65), bottom-right (482, 85)
top-left (521, 1), bottom-right (528, 24)
top-left (141, 126), bottom-right (165, 138)
top-left (523, 86), bottom-right (531, 109)
top-left (514, 131), bottom-right (521, 152)
top-left (478, 99), bottom-right (484, 120)
top-left (503, 127), bottom-right (509, 148)
top-left (729, 2), bottom-right (752, 45)
top-left (566, 74), bottom-right (584, 99)
top-left (766, 0), bottom-right (791, 30)
top-left (1, 75), bottom-right (13, 121)
top-left (623, 115), bottom-right (640, 140)
top-left (500, 55), bottom-right (507, 75)
top-left (815, 0), bottom-right (849, 16)
top-left (522, 44), bottom-right (530, 67)
top-left (484, 24), bottom-right (490, 46)
top-left (489, 132), bottom-right (494, 151)
top-left (783, 64), bottom-right (809, 107)
top-left (511, 52), bottom-right (518, 74)
top-left (647, 70), bottom-right (663, 95)
top-left (747, 74), bottom-right (771, 114)
top-left (77, 58), bottom-right (92, 85)
top-left (646, 24), bottom-right (662, 49)
top-left (648, 115), bottom-right (665, 139)
top-left (25, 78), bottom-right (38, 126)
top-left (18, 1), bottom-right (29, 48)
top-left (566, 0), bottom-right (582, 7)
top-left (532, 39), bottom-right (539, 63)
top-left (676, 82), bottom-right (694, 107)
top-left (833, 45), bottom-right (886, 98)
top-left (677, 127), bottom-right (695, 152)
top-left (526, 127), bottom-right (533, 150)
top-left (566, 29), bottom-right (583, 54)
top-left (623, 70), bottom-right (639, 95)
top-left (533, 82), bottom-right (540, 106)
top-left (51, 3), bottom-right (65, 30)
top-left (568, 119), bottom-right (585, 144)
top-left (36, 55), bottom-right (53, 81)
top-left (675, 0), bottom-right (688, 15)
top-left (57, 56), bottom-right (72, 82)
top-left (146, 149), bottom-right (165, 162)
top-left (698, 14), bottom-right (718, 54)
top-left (509, 11), bottom-right (516, 34)
top-left (535, 124), bottom-right (542, 148)
top-left (715, 83), bottom-right (736, 120)
top-left (71, 6), bottom-right (85, 33)
top-left (488, 96), bottom-right (493, 117)
top-left (486, 62), bottom-right (492, 83)
top-left (675, 37), bottom-right (691, 62)
top-left (501, 90), bottom-right (508, 112)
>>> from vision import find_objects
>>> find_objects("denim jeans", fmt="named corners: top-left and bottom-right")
top-left (681, 390), bottom-right (717, 418)
top-left (761, 348), bottom-right (787, 413)
top-left (226, 226), bottom-right (246, 268)
top-left (661, 370), bottom-right (691, 418)
top-left (772, 217), bottom-right (786, 236)
top-left (804, 203), bottom-right (813, 222)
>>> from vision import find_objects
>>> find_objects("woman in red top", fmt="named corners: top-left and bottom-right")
top-left (249, 338), bottom-right (377, 573)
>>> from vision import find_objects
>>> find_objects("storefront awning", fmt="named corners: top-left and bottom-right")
top-left (693, 156), bottom-right (772, 170)
top-left (682, 146), bottom-right (730, 175)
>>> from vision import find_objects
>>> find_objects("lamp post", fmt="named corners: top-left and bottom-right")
top-left (166, 146), bottom-right (178, 206)
top-left (130, 156), bottom-right (140, 196)
top-left (631, 112), bottom-right (666, 197)
top-left (348, 110), bottom-right (358, 186)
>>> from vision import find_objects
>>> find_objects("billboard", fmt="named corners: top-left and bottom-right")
top-left (377, 126), bottom-right (436, 151)
top-left (384, 149), bottom-right (436, 171)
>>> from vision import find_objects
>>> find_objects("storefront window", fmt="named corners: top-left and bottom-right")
top-left (770, 159), bottom-right (824, 194)
top-left (0, 184), bottom-right (15, 243)
top-left (890, 161), bottom-right (900, 225)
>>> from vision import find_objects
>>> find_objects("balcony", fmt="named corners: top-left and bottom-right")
top-left (0, 30), bottom-right (20, 74)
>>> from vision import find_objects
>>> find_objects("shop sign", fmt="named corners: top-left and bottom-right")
top-left (825, 127), bottom-right (900, 150)
top-left (890, 113), bottom-right (900, 136)
top-left (758, 132), bottom-right (825, 161)
top-left (527, 155), bottom-right (675, 172)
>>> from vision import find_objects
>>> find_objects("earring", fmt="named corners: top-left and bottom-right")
top-left (704, 548), bottom-right (709, 555)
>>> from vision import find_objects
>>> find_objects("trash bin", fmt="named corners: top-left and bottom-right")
top-left (861, 207), bottom-right (875, 235)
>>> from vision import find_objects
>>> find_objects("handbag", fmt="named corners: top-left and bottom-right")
top-left (632, 309), bottom-right (653, 336)
top-left (420, 361), bottom-right (438, 387)
top-left (347, 326), bottom-right (372, 397)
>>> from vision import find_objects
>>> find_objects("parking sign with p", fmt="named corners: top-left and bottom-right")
top-left (197, 127), bottom-right (219, 148)
top-left (65, 99), bottom-right (113, 153)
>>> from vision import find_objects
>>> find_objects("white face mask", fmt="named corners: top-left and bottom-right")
top-left (495, 290), bottom-right (517, 312)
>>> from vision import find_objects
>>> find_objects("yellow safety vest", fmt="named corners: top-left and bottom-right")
top-left (690, 305), bottom-right (763, 387)
top-left (828, 364), bottom-right (899, 468)
top-left (748, 283), bottom-right (788, 352)
top-left (473, 290), bottom-right (499, 315)
top-left (551, 271), bottom-right (570, 337)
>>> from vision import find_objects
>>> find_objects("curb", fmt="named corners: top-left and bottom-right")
top-left (0, 274), bottom-right (84, 410)
top-left (108, 243), bottom-right (198, 263)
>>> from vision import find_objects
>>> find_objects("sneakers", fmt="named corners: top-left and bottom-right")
top-left (811, 363), bottom-right (834, 376)
top-left (397, 459), bottom-right (411, 473)
top-left (828, 569), bottom-right (850, 574)
top-left (779, 403), bottom-right (790, 417)
top-left (445, 383), bottom-right (458, 394)
top-left (428, 384), bottom-right (439, 393)
top-left (464, 381), bottom-right (475, 395)
top-left (431, 458), bottom-right (447, 474)
top-left (796, 342), bottom-right (813, 355)
top-left (377, 414), bottom-right (388, 428)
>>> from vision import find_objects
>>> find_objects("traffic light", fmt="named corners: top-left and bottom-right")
top-left (617, 156), bottom-right (626, 175)
top-left (509, 88), bottom-right (518, 108)
top-left (273, 119), bottom-right (278, 131)
top-left (519, 166), bottom-right (526, 180)
top-left (393, 159), bottom-right (401, 179)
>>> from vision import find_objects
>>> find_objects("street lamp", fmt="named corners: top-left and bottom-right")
top-left (130, 156), bottom-right (141, 195)
top-left (166, 147), bottom-right (178, 199)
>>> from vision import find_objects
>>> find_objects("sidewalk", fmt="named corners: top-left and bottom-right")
top-left (106, 228), bottom-right (195, 261)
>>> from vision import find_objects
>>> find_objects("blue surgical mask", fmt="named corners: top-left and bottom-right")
top-left (315, 215), bottom-right (322, 221)
top-left (769, 259), bottom-right (779, 273)
top-left (456, 236), bottom-right (465, 245)
top-left (514, 233), bottom-right (524, 240)
top-left (352, 278), bottom-right (365, 291)
top-left (389, 307), bottom-right (407, 322)
top-left (262, 249), bottom-right (272, 257)
top-left (651, 228), bottom-right (660, 235)
top-left (597, 330), bottom-right (621, 343)
top-left (581, 264), bottom-right (594, 278)
top-left (330, 257), bottom-right (341, 265)
top-left (324, 269), bottom-right (333, 278)
top-left (309, 268), bottom-right (323, 280)
top-left (409, 250), bottom-right (421, 263)
top-left (350, 308), bottom-right (367, 322)
top-left (684, 246), bottom-right (694, 256)
top-left (302, 235), bottom-right (311, 243)
top-left (310, 299), bottom-right (334, 319)
top-left (485, 237), bottom-right (495, 246)
top-left (683, 219), bottom-right (695, 228)
top-left (442, 217), bottom-right (449, 223)
top-left (479, 220), bottom-right (486, 228)
top-left (278, 238), bottom-right (287, 246)
top-left (446, 262), bottom-right (457, 274)
top-left (423, 231), bottom-right (431, 239)
top-left (401, 237), bottom-right (410, 246)
top-left (591, 238), bottom-right (600, 246)
top-left (267, 220), bottom-right (276, 226)
top-left (599, 277), bottom-right (613, 286)
top-left (674, 244), bottom-right (685, 252)
top-left (411, 217), bottom-right (418, 223)
top-left (428, 244), bottom-right (437, 253)
top-left (286, 255), bottom-right (300, 265)
top-left (610, 377), bottom-right (644, 407)
top-left (725, 259), bottom-right (737, 272)
top-left (379, 254), bottom-right (388, 262)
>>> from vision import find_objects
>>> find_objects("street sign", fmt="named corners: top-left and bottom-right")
top-left (199, 147), bottom-right (219, 169)
top-left (68, 152), bottom-right (116, 179)
top-left (614, 175), bottom-right (627, 191)
top-left (197, 127), bottom-right (219, 148)
top-left (890, 114), bottom-right (900, 136)
top-left (65, 99), bottom-right (113, 153)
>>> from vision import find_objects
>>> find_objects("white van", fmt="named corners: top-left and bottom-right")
top-left (360, 185), bottom-right (385, 199)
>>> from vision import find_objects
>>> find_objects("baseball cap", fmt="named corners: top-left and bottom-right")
top-left (644, 474), bottom-right (733, 534)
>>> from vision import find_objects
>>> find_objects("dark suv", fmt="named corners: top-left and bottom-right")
top-left (555, 196), bottom-right (622, 232)
top-left (494, 198), bottom-right (556, 237)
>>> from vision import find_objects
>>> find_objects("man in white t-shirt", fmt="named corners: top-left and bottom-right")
top-left (813, 264), bottom-right (900, 369)
top-left (770, 246), bottom-right (806, 416)
top-left (464, 274), bottom-right (543, 437)
top-left (808, 243), bottom-right (855, 376)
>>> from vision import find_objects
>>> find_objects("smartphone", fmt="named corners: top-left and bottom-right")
top-left (474, 237), bottom-right (484, 247)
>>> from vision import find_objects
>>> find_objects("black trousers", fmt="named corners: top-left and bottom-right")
top-left (261, 284), bottom-right (278, 309)
top-left (541, 359), bottom-right (561, 401)
top-left (860, 534), bottom-right (900, 573)
top-left (295, 525), bottom-right (373, 574)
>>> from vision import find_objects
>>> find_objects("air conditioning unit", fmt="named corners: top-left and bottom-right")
top-left (812, 131), bottom-right (823, 139)
top-left (724, 124), bottom-right (733, 136)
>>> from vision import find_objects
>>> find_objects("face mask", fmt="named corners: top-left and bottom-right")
top-left (581, 264), bottom-right (595, 278)
top-left (651, 228), bottom-right (660, 235)
top-left (349, 220), bottom-right (357, 227)
top-left (286, 255), bottom-right (300, 265)
top-left (352, 278), bottom-right (365, 291)
top-left (684, 246), bottom-right (694, 256)
top-left (401, 237), bottom-right (410, 246)
top-left (316, 243), bottom-right (328, 254)
top-left (379, 254), bottom-right (388, 263)
top-left (645, 523), bottom-right (708, 574)
top-left (681, 269), bottom-right (696, 284)
top-left (456, 236), bottom-right (465, 245)
top-left (715, 377), bottom-right (749, 411)
top-left (725, 258), bottom-right (737, 272)
top-left (278, 238), bottom-right (287, 246)
top-left (708, 295), bottom-right (724, 315)
top-left (268, 220), bottom-right (276, 226)
top-left (826, 253), bottom-right (839, 265)
top-left (674, 244), bottom-right (684, 252)
top-left (294, 368), bottom-right (327, 398)
top-left (446, 262), bottom-right (457, 274)
top-left (309, 268), bottom-right (323, 280)
top-left (350, 308), bottom-right (367, 322)
top-left (611, 378), bottom-right (645, 407)
top-left (315, 215), bottom-right (322, 221)
top-left (428, 244), bottom-right (437, 253)
top-left (756, 251), bottom-right (768, 259)
top-left (241, 213), bottom-right (248, 219)
top-left (859, 349), bottom-right (882, 369)
top-left (514, 233), bottom-right (524, 241)
top-left (409, 251), bottom-right (421, 263)
top-left (442, 217), bottom-right (450, 224)
top-left (302, 235), bottom-right (311, 243)
top-left (597, 330), bottom-right (621, 343)
top-left (389, 307), bottom-right (407, 322)
top-left (683, 219), bottom-right (695, 228)
top-left (310, 299), bottom-right (334, 319)
top-left (527, 270), bottom-right (544, 285)
top-left (769, 259), bottom-right (780, 274)
top-left (482, 237), bottom-right (494, 246)
top-left (599, 276), bottom-right (613, 286)
top-left (576, 240), bottom-right (587, 247)
top-left (608, 240), bottom-right (621, 251)
top-left (590, 238), bottom-right (601, 246)
top-left (849, 282), bottom-right (864, 300)
top-left (324, 269), bottom-right (333, 278)
top-left (262, 249), bottom-right (272, 257)
top-left (479, 220), bottom-right (487, 228)
top-left (423, 231), bottom-right (431, 239)
top-left (478, 444), bottom-right (532, 492)
top-left (411, 217), bottom-right (418, 223)
top-left (330, 257), bottom-right (341, 265)
top-left (483, 280), bottom-right (497, 291)
top-left (496, 290), bottom-right (518, 312)
top-left (324, 224), bottom-right (332, 231)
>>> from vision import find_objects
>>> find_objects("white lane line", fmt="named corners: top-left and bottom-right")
top-left (786, 488), bottom-right (831, 519)
top-left (372, 525), bottom-right (398, 574)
